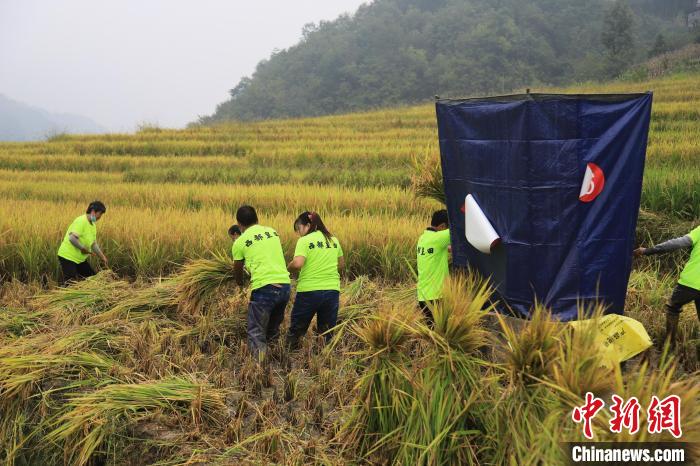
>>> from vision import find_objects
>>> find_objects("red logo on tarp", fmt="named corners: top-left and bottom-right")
top-left (579, 163), bottom-right (605, 202)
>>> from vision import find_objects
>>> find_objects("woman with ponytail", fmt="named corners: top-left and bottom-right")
top-left (286, 211), bottom-right (344, 349)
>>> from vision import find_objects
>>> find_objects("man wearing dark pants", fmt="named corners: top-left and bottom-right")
top-left (247, 285), bottom-right (291, 356)
top-left (232, 205), bottom-right (291, 360)
top-left (57, 201), bottom-right (108, 285)
top-left (634, 225), bottom-right (700, 349)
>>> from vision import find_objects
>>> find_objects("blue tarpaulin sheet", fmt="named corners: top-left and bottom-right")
top-left (436, 93), bottom-right (653, 321)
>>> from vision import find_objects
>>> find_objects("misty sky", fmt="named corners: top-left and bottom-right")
top-left (0, 0), bottom-right (367, 131)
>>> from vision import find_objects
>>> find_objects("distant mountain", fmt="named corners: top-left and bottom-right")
top-left (0, 94), bottom-right (106, 141)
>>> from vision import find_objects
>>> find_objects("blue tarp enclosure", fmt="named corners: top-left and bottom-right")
top-left (436, 93), bottom-right (653, 321)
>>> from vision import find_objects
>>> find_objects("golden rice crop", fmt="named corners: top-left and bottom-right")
top-left (0, 199), bottom-right (432, 282)
top-left (0, 71), bottom-right (698, 281)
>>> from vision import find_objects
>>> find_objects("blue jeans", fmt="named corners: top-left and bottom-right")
top-left (288, 290), bottom-right (340, 348)
top-left (247, 284), bottom-right (291, 358)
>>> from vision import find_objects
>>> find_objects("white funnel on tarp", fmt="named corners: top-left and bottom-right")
top-left (464, 194), bottom-right (500, 254)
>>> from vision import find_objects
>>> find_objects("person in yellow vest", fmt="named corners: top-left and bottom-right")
top-left (416, 209), bottom-right (450, 326)
top-left (286, 211), bottom-right (344, 349)
top-left (634, 225), bottom-right (700, 349)
top-left (57, 201), bottom-right (108, 285)
top-left (231, 205), bottom-right (291, 359)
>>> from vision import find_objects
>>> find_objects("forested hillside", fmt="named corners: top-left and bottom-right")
top-left (202, 0), bottom-right (697, 122)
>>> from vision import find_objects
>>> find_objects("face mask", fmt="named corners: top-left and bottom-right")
top-left (89, 214), bottom-right (97, 223)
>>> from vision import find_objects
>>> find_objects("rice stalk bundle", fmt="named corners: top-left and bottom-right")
top-left (0, 326), bottom-right (123, 360)
top-left (426, 273), bottom-right (493, 355)
top-left (410, 152), bottom-right (445, 205)
top-left (0, 329), bottom-right (131, 462)
top-left (497, 303), bottom-right (564, 388)
top-left (353, 306), bottom-right (416, 356)
top-left (482, 304), bottom-right (568, 464)
top-left (395, 370), bottom-right (483, 465)
top-left (484, 367), bottom-right (568, 464)
top-left (324, 276), bottom-right (381, 351)
top-left (325, 302), bottom-right (373, 353)
top-left (174, 254), bottom-right (237, 316)
top-left (0, 351), bottom-right (126, 402)
top-left (340, 307), bottom-right (417, 460)
top-left (340, 275), bottom-right (375, 307)
top-left (393, 275), bottom-right (495, 465)
top-left (174, 314), bottom-right (248, 349)
top-left (488, 397), bottom-right (574, 466)
top-left (89, 279), bottom-right (179, 323)
top-left (0, 307), bottom-right (44, 338)
top-left (46, 377), bottom-right (229, 466)
top-left (31, 271), bottom-right (131, 325)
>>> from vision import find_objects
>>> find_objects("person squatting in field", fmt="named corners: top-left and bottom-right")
top-left (231, 205), bottom-right (291, 360)
top-left (286, 211), bottom-right (344, 350)
top-left (57, 201), bottom-right (108, 285)
top-left (634, 224), bottom-right (700, 349)
top-left (416, 209), bottom-right (451, 327)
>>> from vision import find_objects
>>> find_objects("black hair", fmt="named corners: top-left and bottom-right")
top-left (87, 201), bottom-right (106, 214)
top-left (228, 224), bottom-right (241, 236)
top-left (431, 209), bottom-right (449, 227)
top-left (236, 205), bottom-right (258, 227)
top-left (294, 211), bottom-right (332, 240)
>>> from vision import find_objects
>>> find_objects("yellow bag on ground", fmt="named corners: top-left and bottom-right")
top-left (568, 314), bottom-right (652, 369)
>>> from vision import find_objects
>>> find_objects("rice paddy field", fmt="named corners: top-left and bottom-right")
top-left (0, 70), bottom-right (699, 465)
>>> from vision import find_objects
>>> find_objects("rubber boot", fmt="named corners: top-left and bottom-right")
top-left (664, 312), bottom-right (680, 351)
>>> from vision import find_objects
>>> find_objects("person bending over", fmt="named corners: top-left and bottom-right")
top-left (231, 205), bottom-right (291, 360)
top-left (57, 201), bottom-right (108, 285)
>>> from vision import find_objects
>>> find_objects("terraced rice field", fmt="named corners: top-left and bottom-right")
top-left (0, 72), bottom-right (699, 283)
top-left (0, 71), bottom-right (698, 465)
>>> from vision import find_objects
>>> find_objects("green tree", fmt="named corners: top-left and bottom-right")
top-left (602, 0), bottom-right (637, 77)
top-left (200, 0), bottom-right (690, 123)
top-left (648, 33), bottom-right (668, 58)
